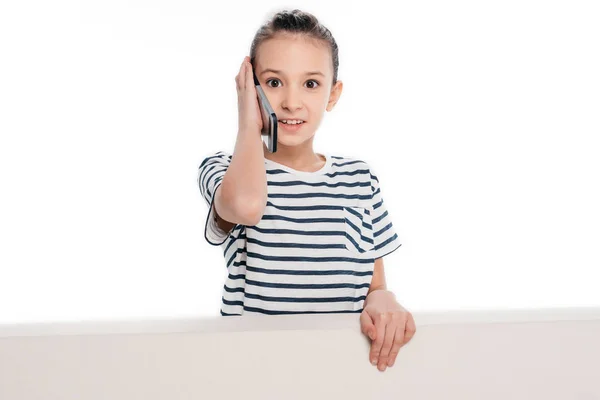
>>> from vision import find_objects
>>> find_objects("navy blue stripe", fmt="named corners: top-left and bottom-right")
top-left (199, 153), bottom-right (227, 169)
top-left (268, 180), bottom-right (370, 188)
top-left (266, 168), bottom-right (369, 177)
top-left (199, 163), bottom-right (218, 199)
top-left (220, 307), bottom-right (365, 316)
top-left (244, 264), bottom-right (373, 276)
top-left (266, 202), bottom-right (343, 211)
top-left (224, 286), bottom-right (246, 294)
top-left (199, 163), bottom-right (216, 197)
top-left (241, 279), bottom-right (370, 290)
top-left (344, 206), bottom-right (371, 219)
top-left (223, 298), bottom-right (244, 307)
top-left (269, 192), bottom-right (371, 200)
top-left (372, 209), bottom-right (388, 225)
top-left (241, 306), bottom-right (364, 315)
top-left (223, 228), bottom-right (245, 255)
top-left (374, 222), bottom-right (393, 238)
top-left (248, 225), bottom-right (347, 236)
top-left (265, 169), bottom-right (290, 175)
top-left (344, 217), bottom-right (372, 234)
top-left (371, 240), bottom-right (402, 259)
top-left (261, 214), bottom-right (344, 224)
top-left (199, 161), bottom-right (225, 192)
top-left (373, 198), bottom-right (383, 210)
top-left (327, 169), bottom-right (369, 177)
top-left (247, 237), bottom-right (346, 250)
top-left (344, 206), bottom-right (362, 219)
top-left (344, 232), bottom-right (373, 253)
top-left (242, 292), bottom-right (367, 303)
top-left (224, 279), bottom-right (371, 291)
top-left (204, 168), bottom-right (225, 199)
top-left (206, 176), bottom-right (223, 201)
top-left (227, 262), bottom-right (374, 276)
top-left (246, 251), bottom-right (374, 264)
top-left (220, 310), bottom-right (241, 316)
top-left (234, 264), bottom-right (373, 276)
top-left (332, 160), bottom-right (365, 167)
top-left (226, 248), bottom-right (240, 268)
top-left (373, 233), bottom-right (399, 250)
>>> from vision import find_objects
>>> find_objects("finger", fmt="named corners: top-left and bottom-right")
top-left (387, 318), bottom-right (407, 367)
top-left (378, 320), bottom-right (397, 370)
top-left (236, 59), bottom-right (244, 92)
top-left (369, 313), bottom-right (388, 365)
top-left (238, 57), bottom-right (249, 89)
top-left (403, 313), bottom-right (417, 345)
top-left (359, 310), bottom-right (376, 340)
top-left (245, 57), bottom-right (253, 90)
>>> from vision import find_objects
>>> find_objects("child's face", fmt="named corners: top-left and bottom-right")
top-left (254, 33), bottom-right (343, 147)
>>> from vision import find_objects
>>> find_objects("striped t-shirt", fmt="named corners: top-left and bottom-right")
top-left (197, 150), bottom-right (402, 316)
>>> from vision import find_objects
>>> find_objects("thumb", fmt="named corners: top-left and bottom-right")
top-left (360, 310), bottom-right (376, 340)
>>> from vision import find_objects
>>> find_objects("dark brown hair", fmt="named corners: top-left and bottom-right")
top-left (249, 9), bottom-right (339, 86)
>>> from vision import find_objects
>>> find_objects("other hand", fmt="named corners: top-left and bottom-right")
top-left (360, 290), bottom-right (416, 372)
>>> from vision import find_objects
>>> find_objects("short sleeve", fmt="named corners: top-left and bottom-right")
top-left (197, 151), bottom-right (239, 246)
top-left (365, 163), bottom-right (402, 260)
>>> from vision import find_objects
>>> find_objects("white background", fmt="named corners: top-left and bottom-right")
top-left (0, 0), bottom-right (598, 323)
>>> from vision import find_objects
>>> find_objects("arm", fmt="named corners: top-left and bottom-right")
top-left (367, 257), bottom-right (388, 296)
top-left (212, 186), bottom-right (239, 232)
top-left (216, 129), bottom-right (268, 227)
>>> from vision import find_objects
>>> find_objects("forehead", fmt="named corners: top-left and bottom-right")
top-left (256, 34), bottom-right (332, 77)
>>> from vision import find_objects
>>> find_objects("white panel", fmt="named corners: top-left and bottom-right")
top-left (1, 308), bottom-right (599, 399)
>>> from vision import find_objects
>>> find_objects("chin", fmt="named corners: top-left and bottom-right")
top-left (279, 128), bottom-right (315, 143)
top-left (278, 135), bottom-right (311, 147)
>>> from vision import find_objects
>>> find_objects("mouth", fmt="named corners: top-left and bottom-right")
top-left (278, 120), bottom-right (306, 132)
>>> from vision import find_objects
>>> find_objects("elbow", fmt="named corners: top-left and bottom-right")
top-left (235, 195), bottom-right (266, 226)
top-left (220, 180), bottom-right (266, 226)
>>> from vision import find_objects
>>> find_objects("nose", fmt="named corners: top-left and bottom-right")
top-left (281, 86), bottom-right (303, 112)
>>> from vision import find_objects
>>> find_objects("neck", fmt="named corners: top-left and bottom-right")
top-left (263, 140), bottom-right (325, 172)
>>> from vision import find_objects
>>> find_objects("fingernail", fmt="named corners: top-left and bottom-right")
top-left (371, 358), bottom-right (378, 365)
top-left (388, 359), bottom-right (394, 367)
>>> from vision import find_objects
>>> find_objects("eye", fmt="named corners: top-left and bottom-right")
top-left (306, 79), bottom-right (320, 89)
top-left (266, 78), bottom-right (282, 88)
top-left (265, 78), bottom-right (320, 89)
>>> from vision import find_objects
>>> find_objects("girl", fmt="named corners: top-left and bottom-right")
top-left (197, 9), bottom-right (415, 372)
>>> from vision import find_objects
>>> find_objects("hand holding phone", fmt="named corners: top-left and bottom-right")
top-left (235, 56), bottom-right (264, 135)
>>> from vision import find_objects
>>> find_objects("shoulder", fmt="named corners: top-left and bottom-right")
top-left (330, 154), bottom-right (382, 187)
top-left (329, 154), bottom-right (373, 176)
top-left (330, 154), bottom-right (370, 169)
top-left (198, 150), bottom-right (232, 169)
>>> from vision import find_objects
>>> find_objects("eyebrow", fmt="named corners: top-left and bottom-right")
top-left (259, 68), bottom-right (325, 78)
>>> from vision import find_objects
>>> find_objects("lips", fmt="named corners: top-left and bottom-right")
top-left (278, 120), bottom-right (305, 132)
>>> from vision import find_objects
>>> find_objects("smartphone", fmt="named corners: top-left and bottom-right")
top-left (253, 71), bottom-right (278, 153)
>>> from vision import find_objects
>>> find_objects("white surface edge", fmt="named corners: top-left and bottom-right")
top-left (1, 307), bottom-right (599, 338)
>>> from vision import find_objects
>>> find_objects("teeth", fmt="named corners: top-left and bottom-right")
top-left (280, 119), bottom-right (304, 125)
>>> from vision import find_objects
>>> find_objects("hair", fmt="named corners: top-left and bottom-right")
top-left (249, 9), bottom-right (339, 87)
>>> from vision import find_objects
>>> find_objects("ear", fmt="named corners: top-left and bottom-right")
top-left (326, 80), bottom-right (343, 112)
